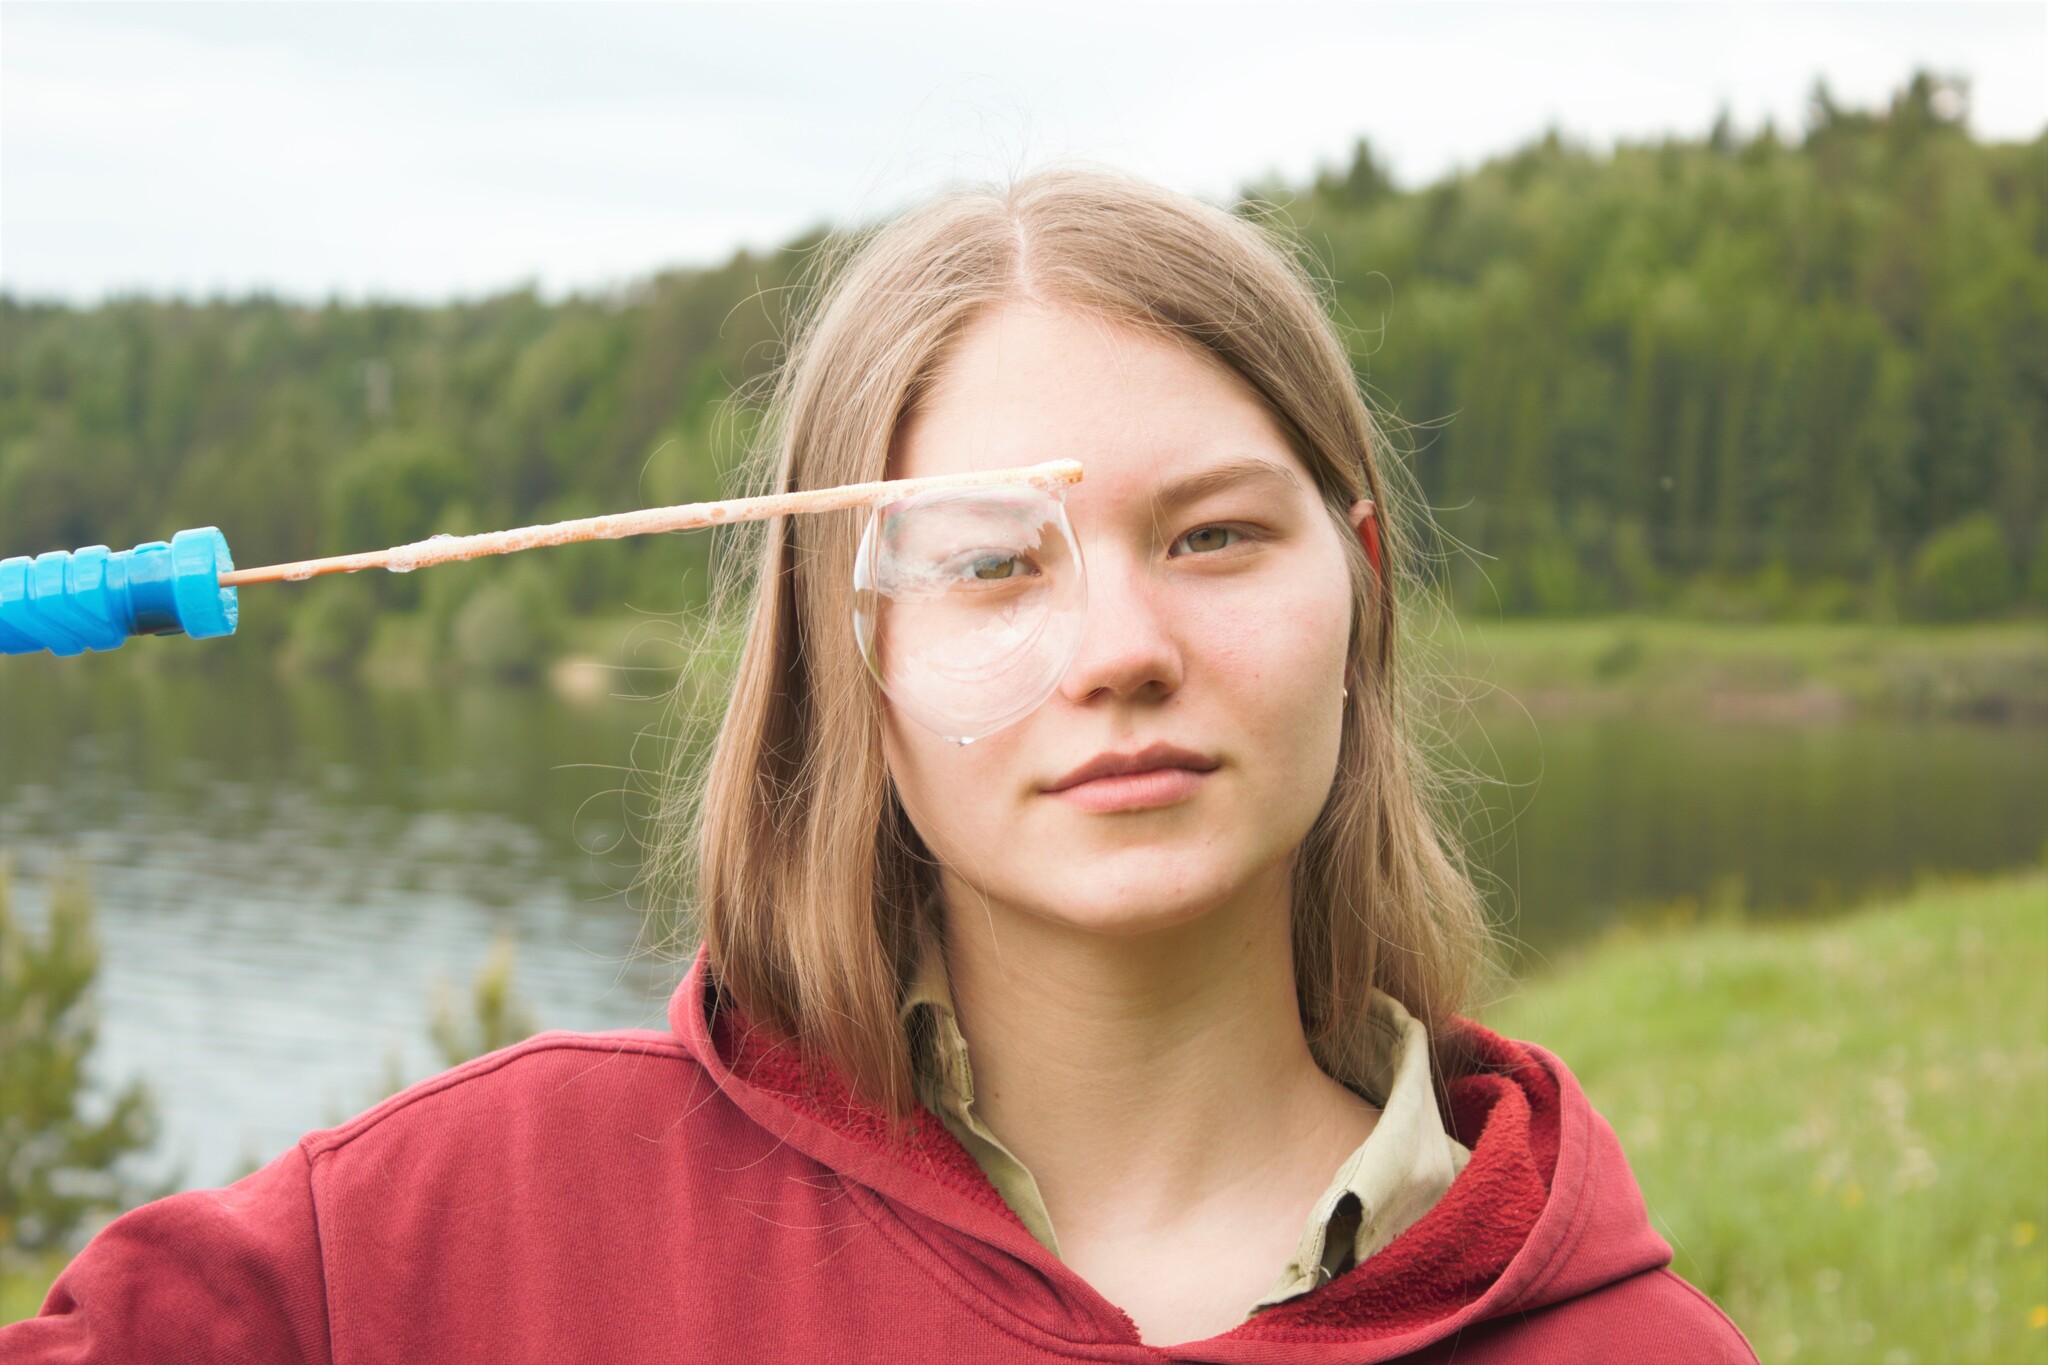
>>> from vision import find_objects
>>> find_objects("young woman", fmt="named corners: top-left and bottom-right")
top-left (8, 168), bottom-right (1755, 1361)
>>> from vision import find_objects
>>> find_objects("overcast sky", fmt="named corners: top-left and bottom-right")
top-left (3, 1), bottom-right (2043, 304)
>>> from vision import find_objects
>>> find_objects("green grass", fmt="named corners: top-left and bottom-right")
top-left (1, 1251), bottom-right (67, 1323)
top-left (1424, 615), bottom-right (2048, 721)
top-left (1490, 868), bottom-right (2048, 1364)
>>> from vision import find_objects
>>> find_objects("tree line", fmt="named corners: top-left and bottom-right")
top-left (2, 71), bottom-right (2041, 677)
top-left (1263, 72), bottom-right (2046, 620)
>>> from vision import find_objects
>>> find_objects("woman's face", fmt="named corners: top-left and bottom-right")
top-left (880, 299), bottom-right (1362, 936)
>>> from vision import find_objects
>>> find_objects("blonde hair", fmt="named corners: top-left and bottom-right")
top-left (659, 165), bottom-right (1493, 1118)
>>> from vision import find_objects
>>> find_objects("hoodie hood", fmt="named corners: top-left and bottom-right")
top-left (668, 945), bottom-right (1677, 1361)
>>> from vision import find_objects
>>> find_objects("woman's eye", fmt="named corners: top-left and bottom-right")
top-left (1173, 525), bottom-right (1243, 555)
top-left (962, 553), bottom-right (1034, 580)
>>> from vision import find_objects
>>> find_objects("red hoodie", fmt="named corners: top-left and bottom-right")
top-left (8, 947), bottom-right (1755, 1362)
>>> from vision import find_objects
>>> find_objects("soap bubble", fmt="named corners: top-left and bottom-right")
top-left (852, 483), bottom-right (1085, 743)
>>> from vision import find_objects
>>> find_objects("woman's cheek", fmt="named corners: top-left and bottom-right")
top-left (1235, 595), bottom-right (1349, 794)
top-left (885, 722), bottom-right (1023, 869)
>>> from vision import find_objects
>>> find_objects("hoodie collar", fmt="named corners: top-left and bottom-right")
top-left (670, 945), bottom-right (1673, 1359)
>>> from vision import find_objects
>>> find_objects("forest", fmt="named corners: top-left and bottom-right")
top-left (2, 72), bottom-right (2043, 676)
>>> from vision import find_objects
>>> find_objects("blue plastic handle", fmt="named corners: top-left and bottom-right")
top-left (0, 527), bottom-right (238, 657)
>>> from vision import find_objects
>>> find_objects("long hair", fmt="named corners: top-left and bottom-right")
top-left (653, 165), bottom-right (1494, 1118)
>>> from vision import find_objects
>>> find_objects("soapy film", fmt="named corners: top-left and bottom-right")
top-left (853, 485), bottom-right (1085, 743)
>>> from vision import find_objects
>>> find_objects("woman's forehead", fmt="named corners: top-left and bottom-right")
top-left (890, 301), bottom-right (1312, 507)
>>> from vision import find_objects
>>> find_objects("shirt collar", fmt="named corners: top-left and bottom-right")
top-left (898, 938), bottom-right (1470, 1313)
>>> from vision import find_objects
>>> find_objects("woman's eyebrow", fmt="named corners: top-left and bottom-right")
top-left (1149, 455), bottom-right (1307, 515)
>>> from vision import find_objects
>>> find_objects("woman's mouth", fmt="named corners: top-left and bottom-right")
top-left (1045, 765), bottom-right (1211, 813)
top-left (1041, 741), bottom-right (1219, 812)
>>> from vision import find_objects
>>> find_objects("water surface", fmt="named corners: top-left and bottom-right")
top-left (2, 651), bottom-right (2040, 1186)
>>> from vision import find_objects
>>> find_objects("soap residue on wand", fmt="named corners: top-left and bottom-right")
top-left (384, 532), bottom-right (461, 574)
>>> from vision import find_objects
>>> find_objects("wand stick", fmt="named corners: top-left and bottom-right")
top-left (0, 460), bottom-right (1083, 657)
top-left (217, 459), bottom-right (1084, 587)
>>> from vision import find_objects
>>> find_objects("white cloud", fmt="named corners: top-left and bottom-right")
top-left (3, 1), bottom-right (2042, 302)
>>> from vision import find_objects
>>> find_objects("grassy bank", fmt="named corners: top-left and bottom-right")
top-left (41, 602), bottom-right (2042, 723)
top-left (548, 611), bottom-right (2048, 721)
top-left (1424, 616), bottom-right (2048, 722)
top-left (1, 1253), bottom-right (66, 1324)
top-left (1489, 868), bottom-right (2048, 1363)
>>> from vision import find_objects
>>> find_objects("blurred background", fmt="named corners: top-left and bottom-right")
top-left (2, 2), bottom-right (2044, 1357)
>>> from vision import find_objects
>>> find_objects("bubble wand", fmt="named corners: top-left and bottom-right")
top-left (0, 460), bottom-right (1084, 658)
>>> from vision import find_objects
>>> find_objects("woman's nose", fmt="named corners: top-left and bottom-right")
top-left (1054, 550), bottom-right (1183, 706)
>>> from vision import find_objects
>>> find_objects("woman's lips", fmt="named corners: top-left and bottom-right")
top-left (1046, 766), bottom-right (1209, 813)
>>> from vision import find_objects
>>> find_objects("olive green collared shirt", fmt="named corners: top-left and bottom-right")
top-left (899, 945), bottom-right (1473, 1319)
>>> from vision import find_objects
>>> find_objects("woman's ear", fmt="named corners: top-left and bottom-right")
top-left (1347, 499), bottom-right (1383, 579)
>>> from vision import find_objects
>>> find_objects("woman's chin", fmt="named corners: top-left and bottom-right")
top-left (938, 832), bottom-right (1293, 941)
top-left (1010, 873), bottom-right (1245, 939)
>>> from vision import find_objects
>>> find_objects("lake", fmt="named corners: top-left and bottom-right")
top-left (2, 646), bottom-right (2042, 1188)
